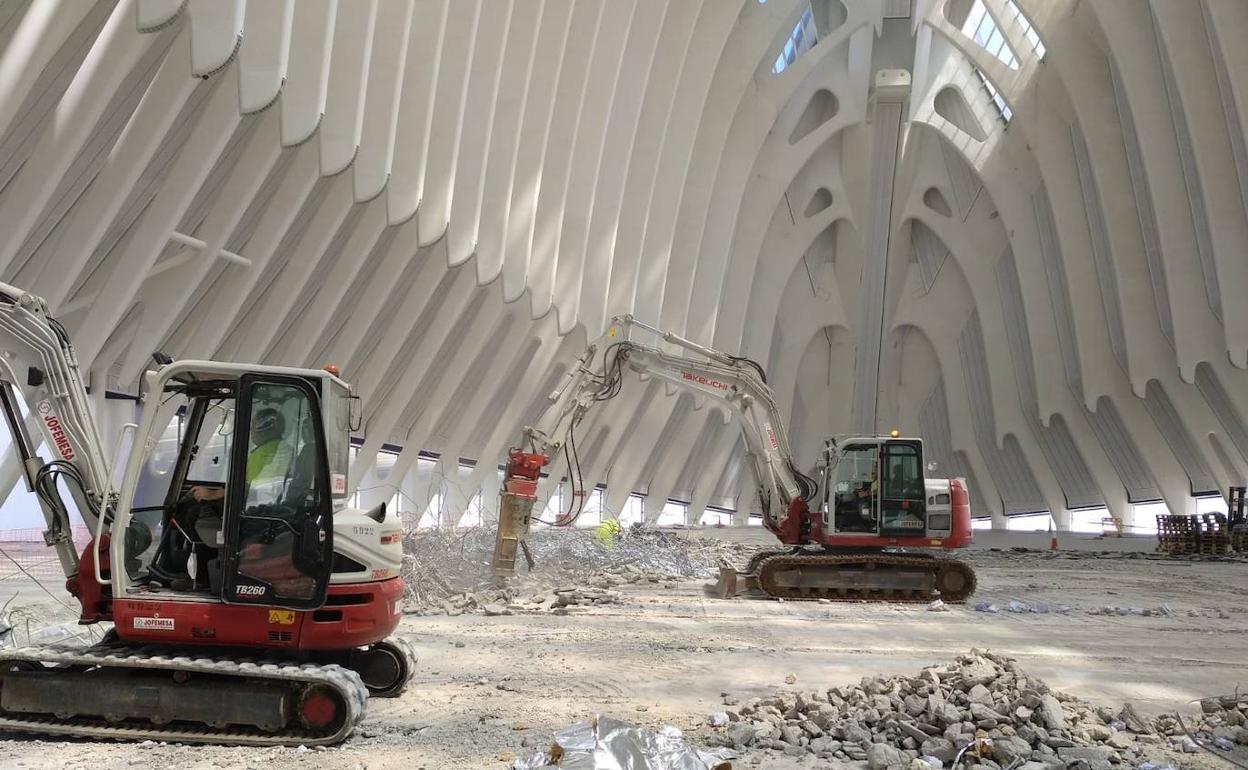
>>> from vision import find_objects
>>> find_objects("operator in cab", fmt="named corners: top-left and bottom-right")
top-left (152, 407), bottom-right (292, 590)
top-left (189, 408), bottom-right (291, 503)
top-left (856, 462), bottom-right (879, 501)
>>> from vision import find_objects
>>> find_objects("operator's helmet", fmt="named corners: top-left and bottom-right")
top-left (253, 407), bottom-right (285, 443)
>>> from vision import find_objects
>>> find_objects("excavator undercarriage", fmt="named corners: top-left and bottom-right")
top-left (0, 635), bottom-right (416, 746)
top-left (0, 645), bottom-right (368, 746)
top-left (714, 549), bottom-right (977, 603)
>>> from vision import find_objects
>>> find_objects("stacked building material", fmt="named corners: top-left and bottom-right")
top-left (1156, 513), bottom-right (1230, 555)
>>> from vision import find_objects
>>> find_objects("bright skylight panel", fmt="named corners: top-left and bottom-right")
top-left (1002, 0), bottom-right (1046, 58)
top-left (975, 68), bottom-right (1013, 124)
top-left (772, 5), bottom-right (818, 74)
top-left (960, 0), bottom-right (1020, 71)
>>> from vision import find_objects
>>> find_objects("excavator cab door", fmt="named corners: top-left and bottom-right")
top-left (219, 375), bottom-right (333, 610)
top-left (878, 440), bottom-right (926, 535)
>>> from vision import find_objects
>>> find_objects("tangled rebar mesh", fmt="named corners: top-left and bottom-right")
top-left (398, 525), bottom-right (755, 613)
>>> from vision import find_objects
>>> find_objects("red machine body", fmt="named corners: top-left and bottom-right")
top-left (763, 477), bottom-right (973, 551)
top-left (69, 537), bottom-right (402, 651)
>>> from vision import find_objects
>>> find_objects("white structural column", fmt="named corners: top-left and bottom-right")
top-left (73, 68), bottom-right (244, 367)
top-left (0, 0), bottom-right (155, 275)
top-left (353, 0), bottom-right (413, 203)
top-left (445, 0), bottom-right (512, 267)
top-left (280, 0), bottom-right (336, 147)
top-left (119, 109), bottom-right (285, 383)
top-left (850, 87), bottom-right (906, 434)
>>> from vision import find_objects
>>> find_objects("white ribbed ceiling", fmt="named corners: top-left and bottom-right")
top-left (1, 0), bottom-right (1246, 530)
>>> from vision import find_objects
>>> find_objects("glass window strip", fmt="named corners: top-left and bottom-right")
top-left (975, 68), bottom-right (1012, 124)
top-left (1002, 0), bottom-right (1046, 58)
top-left (771, 3), bottom-right (819, 74)
top-left (959, 0), bottom-right (1021, 70)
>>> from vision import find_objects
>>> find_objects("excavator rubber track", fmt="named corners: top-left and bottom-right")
top-left (713, 551), bottom-right (977, 602)
top-left (754, 552), bottom-right (977, 603)
top-left (743, 547), bottom-right (802, 576)
top-left (0, 643), bottom-right (369, 746)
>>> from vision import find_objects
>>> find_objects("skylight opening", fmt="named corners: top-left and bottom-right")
top-left (1002, 0), bottom-right (1046, 58)
top-left (975, 68), bottom-right (1013, 124)
top-left (773, 5), bottom-right (818, 74)
top-left (960, 0), bottom-right (1019, 70)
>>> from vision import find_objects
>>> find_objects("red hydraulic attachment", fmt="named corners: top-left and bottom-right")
top-left (493, 449), bottom-right (550, 576)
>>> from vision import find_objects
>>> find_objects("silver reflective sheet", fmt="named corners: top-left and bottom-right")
top-left (513, 753), bottom-right (554, 770)
top-left (513, 715), bottom-right (734, 769)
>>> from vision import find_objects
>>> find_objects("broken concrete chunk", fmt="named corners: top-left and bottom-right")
top-left (967, 684), bottom-right (994, 706)
top-left (990, 735), bottom-right (1033, 764)
top-left (959, 657), bottom-right (999, 686)
top-left (1104, 732), bottom-right (1132, 750)
top-left (1038, 694), bottom-right (1066, 731)
top-left (867, 742), bottom-right (906, 770)
top-left (1057, 745), bottom-right (1112, 770)
top-left (727, 722), bottom-right (757, 747)
top-left (842, 722), bottom-right (873, 745)
top-left (920, 737), bottom-right (957, 763)
top-left (970, 703), bottom-right (1008, 722)
top-left (899, 722), bottom-right (931, 744)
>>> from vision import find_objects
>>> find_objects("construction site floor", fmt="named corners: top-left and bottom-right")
top-left (0, 542), bottom-right (1242, 770)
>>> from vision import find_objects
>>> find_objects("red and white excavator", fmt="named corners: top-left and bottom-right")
top-left (0, 281), bottom-right (413, 745)
top-left (492, 315), bottom-right (975, 602)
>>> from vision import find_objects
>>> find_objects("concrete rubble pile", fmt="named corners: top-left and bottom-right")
top-left (399, 525), bottom-right (753, 616)
top-left (701, 650), bottom-right (1194, 770)
top-left (1161, 694), bottom-right (1248, 752)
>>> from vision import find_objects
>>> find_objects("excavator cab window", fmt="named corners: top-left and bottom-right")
top-left (220, 375), bottom-right (333, 609)
top-left (137, 383), bottom-right (239, 591)
top-left (126, 396), bottom-right (188, 578)
top-left (831, 444), bottom-right (880, 533)
top-left (185, 401), bottom-right (233, 489)
top-left (878, 441), bottom-right (926, 534)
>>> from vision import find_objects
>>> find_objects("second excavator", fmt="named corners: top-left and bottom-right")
top-left (491, 315), bottom-right (976, 603)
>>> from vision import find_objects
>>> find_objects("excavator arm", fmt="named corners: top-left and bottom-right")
top-left (492, 315), bottom-right (817, 575)
top-left (0, 282), bottom-right (112, 577)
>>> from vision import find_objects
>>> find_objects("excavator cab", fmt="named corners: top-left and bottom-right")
top-left (123, 366), bottom-right (336, 610)
top-left (826, 437), bottom-right (927, 536)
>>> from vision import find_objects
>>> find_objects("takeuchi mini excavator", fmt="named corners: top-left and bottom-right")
top-left (0, 282), bottom-right (414, 746)
top-left (491, 315), bottom-right (975, 603)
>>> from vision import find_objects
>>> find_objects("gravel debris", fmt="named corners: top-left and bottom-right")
top-left (695, 650), bottom-right (1213, 769)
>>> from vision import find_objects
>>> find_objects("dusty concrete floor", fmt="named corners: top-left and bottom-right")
top-left (0, 546), bottom-right (1244, 770)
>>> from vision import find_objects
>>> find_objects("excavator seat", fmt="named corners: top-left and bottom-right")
top-left (194, 516), bottom-right (224, 547)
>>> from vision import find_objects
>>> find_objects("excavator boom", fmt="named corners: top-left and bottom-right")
top-left (0, 282), bottom-right (113, 576)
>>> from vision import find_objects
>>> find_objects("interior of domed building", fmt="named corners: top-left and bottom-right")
top-left (0, 1), bottom-right (1244, 767)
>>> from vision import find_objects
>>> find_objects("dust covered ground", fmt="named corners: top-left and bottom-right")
top-left (0, 530), bottom-right (1245, 770)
